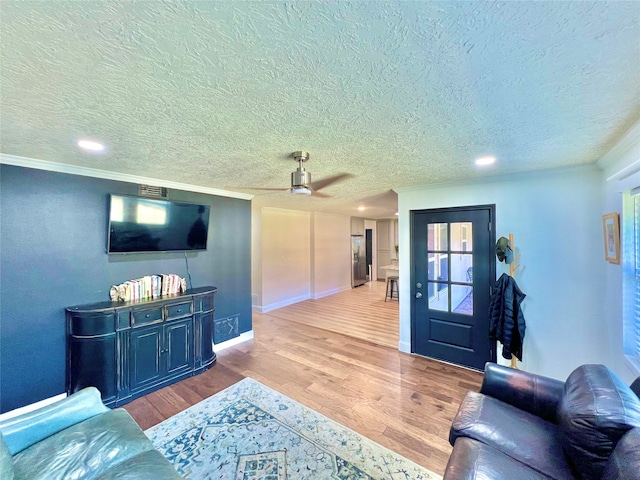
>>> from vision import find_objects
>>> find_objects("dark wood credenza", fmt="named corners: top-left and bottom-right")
top-left (66, 286), bottom-right (217, 407)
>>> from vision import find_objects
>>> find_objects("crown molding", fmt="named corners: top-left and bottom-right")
top-left (395, 164), bottom-right (598, 194)
top-left (0, 153), bottom-right (253, 200)
top-left (597, 121), bottom-right (640, 181)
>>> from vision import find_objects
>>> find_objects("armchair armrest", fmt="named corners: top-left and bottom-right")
top-left (0, 387), bottom-right (109, 455)
top-left (479, 363), bottom-right (564, 423)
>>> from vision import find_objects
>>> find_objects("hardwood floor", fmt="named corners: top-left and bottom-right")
top-left (123, 281), bottom-right (483, 476)
top-left (266, 280), bottom-right (400, 348)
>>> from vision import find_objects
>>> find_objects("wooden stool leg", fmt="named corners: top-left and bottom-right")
top-left (385, 277), bottom-right (390, 302)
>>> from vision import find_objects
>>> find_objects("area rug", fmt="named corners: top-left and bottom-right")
top-left (145, 377), bottom-right (441, 480)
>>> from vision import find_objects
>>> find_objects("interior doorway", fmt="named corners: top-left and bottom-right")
top-left (365, 228), bottom-right (373, 281)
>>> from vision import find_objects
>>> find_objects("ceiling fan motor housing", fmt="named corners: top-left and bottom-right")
top-left (291, 168), bottom-right (311, 187)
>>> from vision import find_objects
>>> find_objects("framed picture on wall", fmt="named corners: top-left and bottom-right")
top-left (602, 213), bottom-right (620, 264)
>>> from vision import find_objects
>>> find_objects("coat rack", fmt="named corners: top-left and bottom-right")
top-left (508, 233), bottom-right (521, 369)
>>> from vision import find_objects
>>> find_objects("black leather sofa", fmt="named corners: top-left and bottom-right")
top-left (444, 363), bottom-right (640, 480)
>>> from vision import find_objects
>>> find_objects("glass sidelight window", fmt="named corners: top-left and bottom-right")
top-left (427, 222), bottom-right (473, 315)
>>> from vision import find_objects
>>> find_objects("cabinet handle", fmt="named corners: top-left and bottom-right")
top-left (145, 313), bottom-right (150, 318)
top-left (177, 308), bottom-right (182, 313)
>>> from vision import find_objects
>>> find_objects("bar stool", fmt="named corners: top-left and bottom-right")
top-left (385, 275), bottom-right (399, 302)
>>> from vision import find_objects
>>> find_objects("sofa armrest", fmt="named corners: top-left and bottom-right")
top-left (0, 387), bottom-right (109, 455)
top-left (630, 377), bottom-right (640, 398)
top-left (479, 362), bottom-right (564, 423)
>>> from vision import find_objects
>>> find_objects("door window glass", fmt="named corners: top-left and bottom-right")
top-left (427, 221), bottom-right (474, 315)
top-left (428, 223), bottom-right (448, 251)
top-left (451, 222), bottom-right (473, 251)
top-left (428, 252), bottom-right (449, 281)
top-left (451, 254), bottom-right (473, 283)
top-left (429, 288), bottom-right (449, 312)
top-left (451, 285), bottom-right (473, 315)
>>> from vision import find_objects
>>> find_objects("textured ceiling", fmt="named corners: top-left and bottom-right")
top-left (1, 1), bottom-right (639, 218)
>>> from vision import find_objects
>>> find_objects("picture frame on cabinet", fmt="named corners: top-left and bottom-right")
top-left (602, 212), bottom-right (620, 264)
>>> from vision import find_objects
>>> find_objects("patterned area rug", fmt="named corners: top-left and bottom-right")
top-left (145, 378), bottom-right (441, 480)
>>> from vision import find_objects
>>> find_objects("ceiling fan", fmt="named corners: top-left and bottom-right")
top-left (229, 151), bottom-right (354, 198)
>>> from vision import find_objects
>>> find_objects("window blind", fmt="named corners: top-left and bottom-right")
top-left (633, 192), bottom-right (640, 357)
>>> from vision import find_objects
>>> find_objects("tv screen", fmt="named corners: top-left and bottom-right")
top-left (107, 195), bottom-right (210, 253)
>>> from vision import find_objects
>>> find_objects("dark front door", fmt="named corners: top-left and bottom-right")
top-left (411, 205), bottom-right (496, 370)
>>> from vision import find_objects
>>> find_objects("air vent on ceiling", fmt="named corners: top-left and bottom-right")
top-left (138, 185), bottom-right (168, 198)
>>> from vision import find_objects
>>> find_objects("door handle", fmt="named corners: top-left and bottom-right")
top-left (415, 292), bottom-right (422, 298)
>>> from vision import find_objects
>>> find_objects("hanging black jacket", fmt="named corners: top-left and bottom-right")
top-left (489, 273), bottom-right (526, 361)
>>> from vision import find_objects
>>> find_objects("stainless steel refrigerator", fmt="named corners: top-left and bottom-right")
top-left (351, 235), bottom-right (367, 287)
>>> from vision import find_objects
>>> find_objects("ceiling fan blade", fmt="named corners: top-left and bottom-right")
top-left (309, 172), bottom-right (354, 191)
top-left (310, 190), bottom-right (332, 198)
top-left (356, 189), bottom-right (398, 207)
top-left (225, 186), bottom-right (289, 192)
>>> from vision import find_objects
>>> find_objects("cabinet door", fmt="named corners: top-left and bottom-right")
top-left (199, 311), bottom-right (216, 368)
top-left (165, 318), bottom-right (193, 377)
top-left (351, 217), bottom-right (365, 235)
top-left (130, 324), bottom-right (163, 393)
top-left (68, 335), bottom-right (117, 404)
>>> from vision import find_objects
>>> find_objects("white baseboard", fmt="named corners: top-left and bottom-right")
top-left (255, 294), bottom-right (311, 313)
top-left (214, 330), bottom-right (254, 352)
top-left (312, 285), bottom-right (351, 299)
top-left (0, 392), bottom-right (67, 421)
top-left (398, 340), bottom-right (411, 353)
top-left (251, 293), bottom-right (260, 311)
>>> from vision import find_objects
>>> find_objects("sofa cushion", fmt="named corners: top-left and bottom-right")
top-left (450, 391), bottom-right (575, 479)
top-left (0, 432), bottom-right (14, 480)
top-left (12, 409), bottom-right (160, 480)
top-left (558, 364), bottom-right (640, 480)
top-left (601, 427), bottom-right (640, 480)
top-left (444, 437), bottom-right (555, 480)
top-left (94, 450), bottom-right (181, 479)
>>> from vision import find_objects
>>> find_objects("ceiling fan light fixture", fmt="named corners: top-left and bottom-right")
top-left (291, 186), bottom-right (312, 195)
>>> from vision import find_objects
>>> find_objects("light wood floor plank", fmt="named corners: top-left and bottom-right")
top-left (266, 280), bottom-right (400, 348)
top-left (124, 280), bottom-right (482, 476)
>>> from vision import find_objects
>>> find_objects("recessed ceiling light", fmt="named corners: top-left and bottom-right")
top-left (358, 206), bottom-right (366, 211)
top-left (77, 139), bottom-right (106, 152)
top-left (475, 156), bottom-right (496, 166)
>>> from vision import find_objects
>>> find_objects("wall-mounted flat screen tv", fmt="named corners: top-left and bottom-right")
top-left (107, 194), bottom-right (210, 253)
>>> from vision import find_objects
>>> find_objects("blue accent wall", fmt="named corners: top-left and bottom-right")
top-left (0, 165), bottom-right (252, 412)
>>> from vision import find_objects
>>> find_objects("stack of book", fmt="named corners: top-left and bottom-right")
top-left (109, 274), bottom-right (187, 302)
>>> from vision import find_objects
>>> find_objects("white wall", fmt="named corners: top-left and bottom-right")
top-left (259, 207), bottom-right (311, 311)
top-left (251, 202), bottom-right (263, 309)
top-left (311, 212), bottom-right (352, 298)
top-left (252, 207), bottom-right (353, 312)
top-left (598, 122), bottom-right (640, 383)
top-left (397, 165), bottom-right (610, 381)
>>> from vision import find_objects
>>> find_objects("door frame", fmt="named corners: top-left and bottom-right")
top-left (409, 204), bottom-right (497, 365)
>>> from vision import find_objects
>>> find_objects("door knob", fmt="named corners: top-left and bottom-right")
top-left (416, 283), bottom-right (422, 288)
top-left (415, 292), bottom-right (422, 298)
